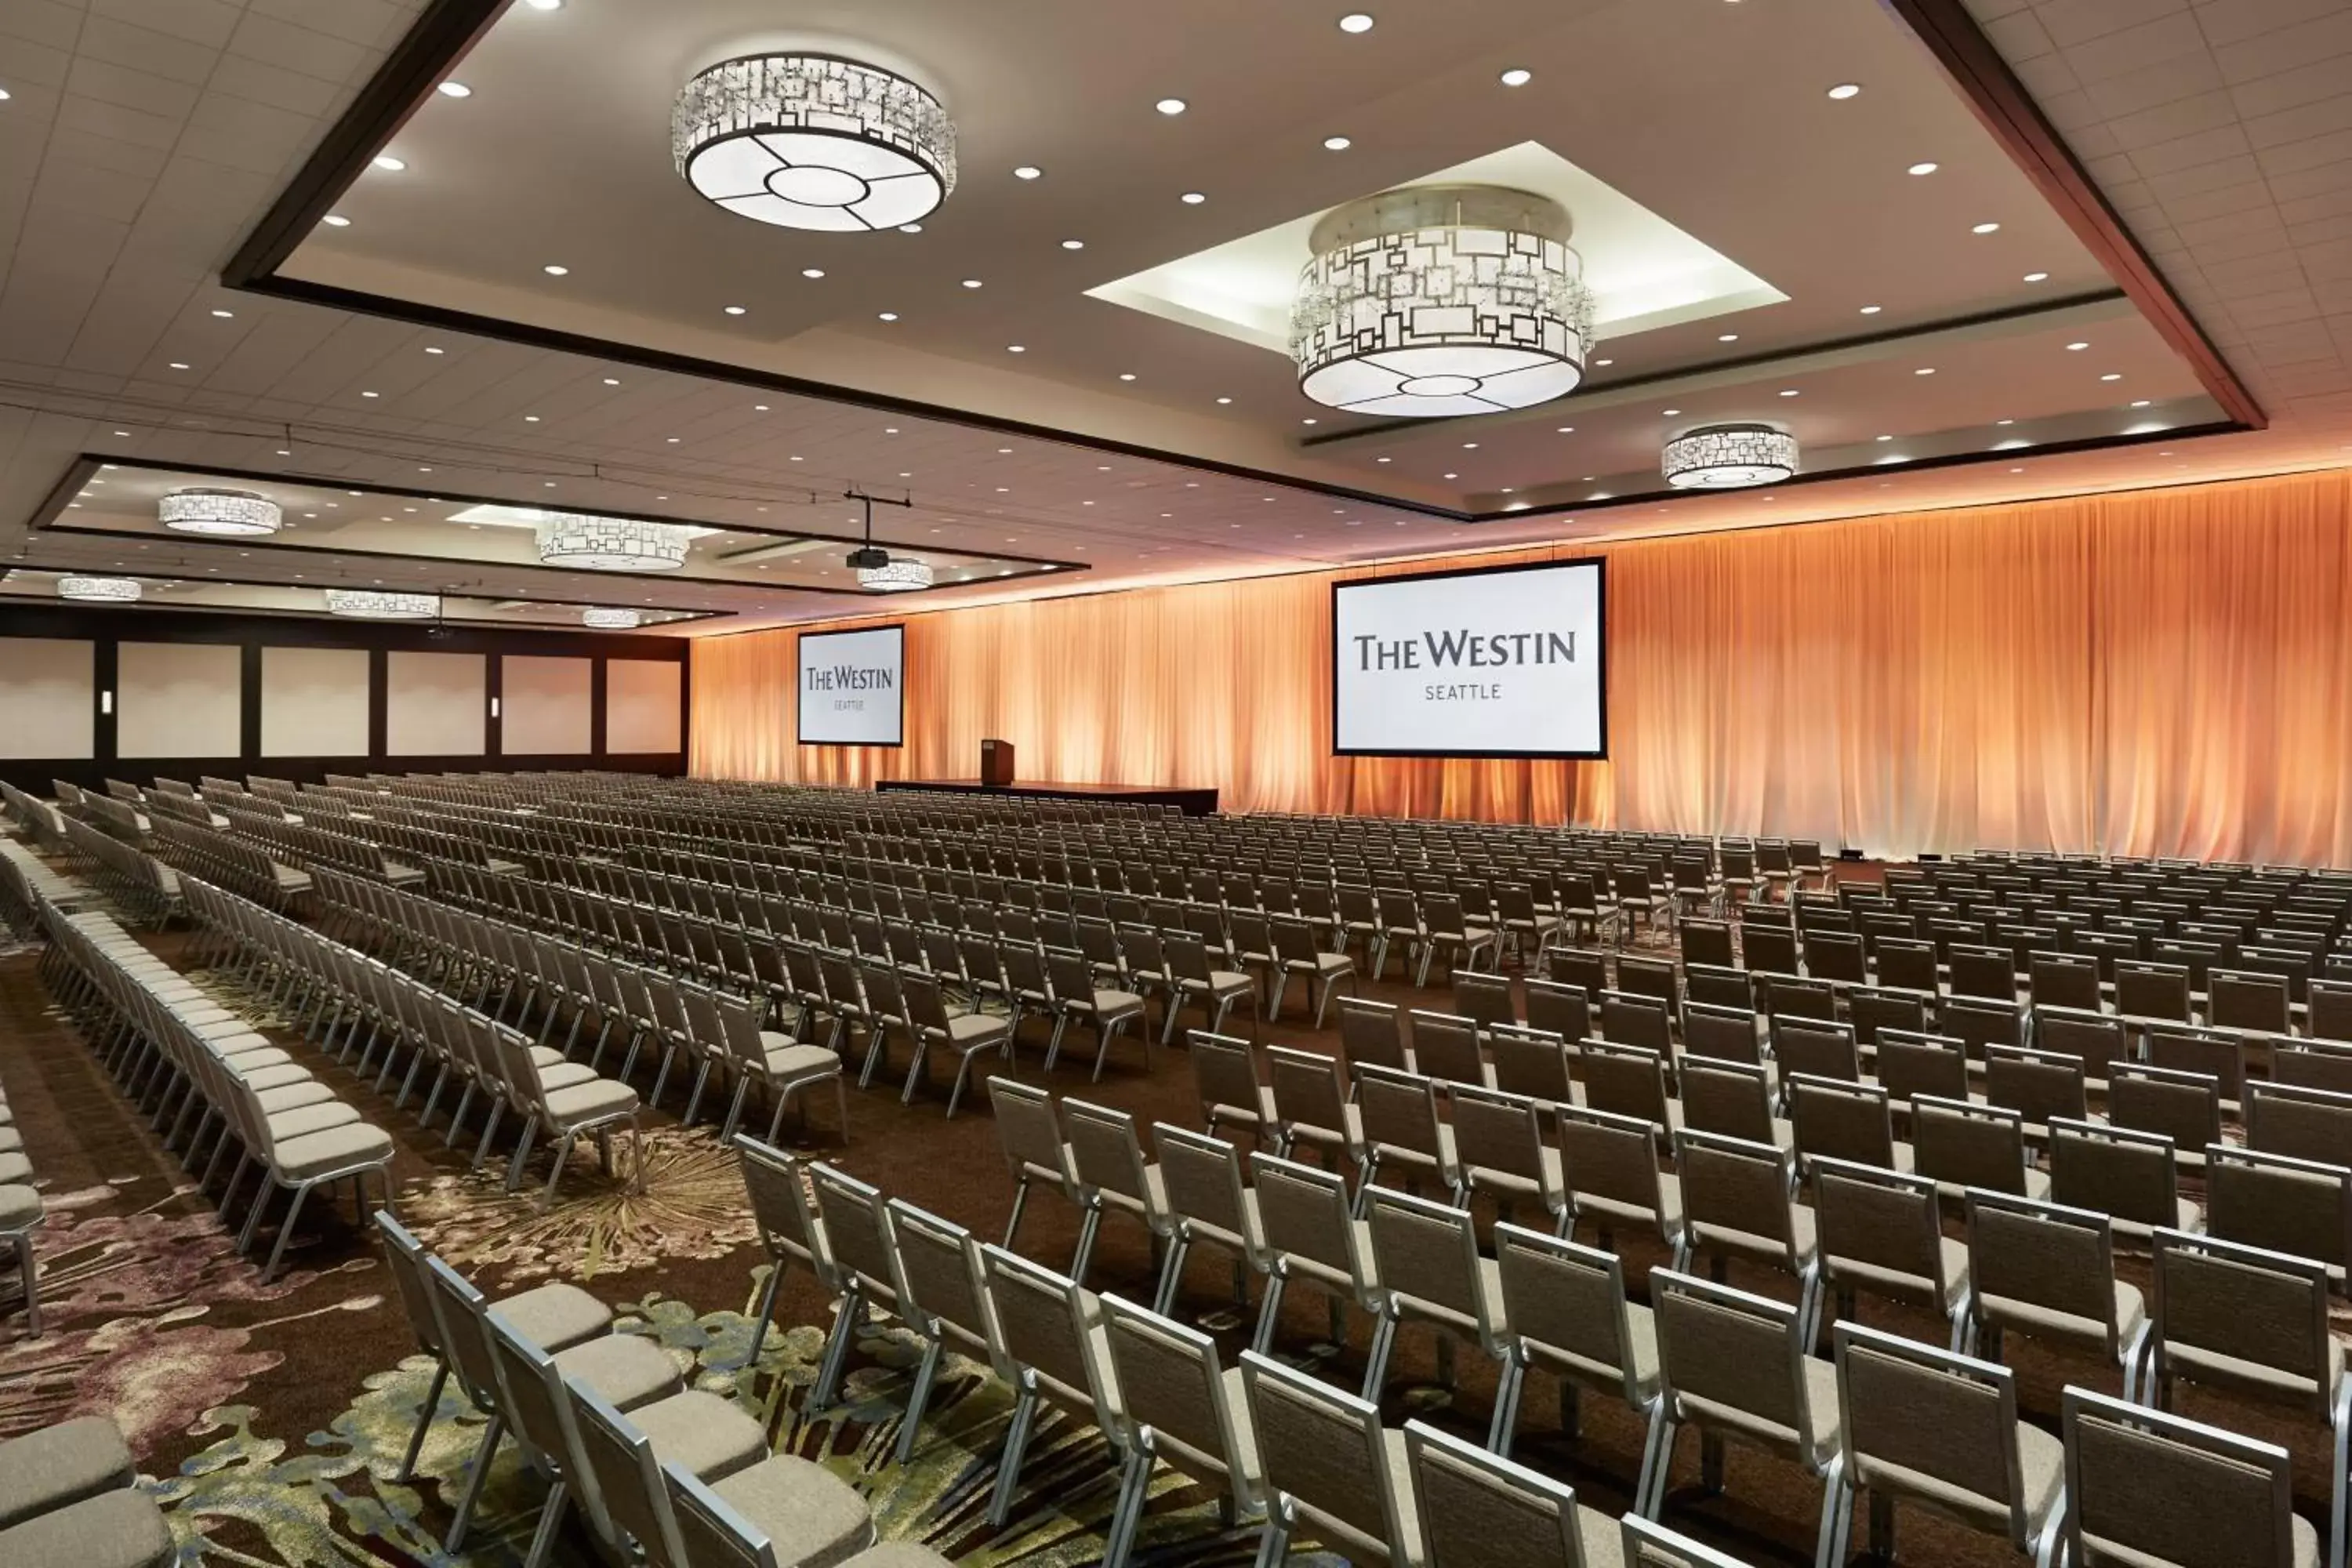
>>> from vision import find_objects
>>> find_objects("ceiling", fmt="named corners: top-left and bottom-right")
top-left (0, 0), bottom-right (2344, 638)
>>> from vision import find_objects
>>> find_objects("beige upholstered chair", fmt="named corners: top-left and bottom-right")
top-left (1362, 1186), bottom-right (1507, 1401)
top-left (1060, 1097), bottom-right (1176, 1286)
top-left (1406, 1419), bottom-right (1621, 1568)
top-left (2046, 1116), bottom-right (2200, 1243)
top-left (1489, 1223), bottom-right (1663, 1476)
top-left (1240, 1349), bottom-right (1421, 1566)
top-left (1559, 1102), bottom-right (1685, 1253)
top-left (1813, 1156), bottom-right (1969, 1350)
top-left (1356, 1063), bottom-right (1465, 1207)
top-left (987, 1076), bottom-right (1080, 1251)
top-left (808, 1163), bottom-right (906, 1410)
top-left (2205, 1144), bottom-right (2352, 1290)
top-left (1189, 1029), bottom-right (1277, 1146)
top-left (1964, 1189), bottom-right (2150, 1399)
top-left (1248, 1151), bottom-right (1381, 1357)
top-left (1267, 1044), bottom-right (1369, 1186)
top-left (2062, 1386), bottom-right (2319, 1568)
top-left (978, 1243), bottom-right (1126, 1529)
top-left (1830, 1321), bottom-right (2063, 1563)
top-left (1152, 1121), bottom-right (1266, 1314)
top-left (882, 1197), bottom-right (1004, 1461)
top-left (1451, 1083), bottom-right (1571, 1235)
top-left (1096, 1294), bottom-right (1265, 1564)
top-left (1671, 1128), bottom-right (1824, 1348)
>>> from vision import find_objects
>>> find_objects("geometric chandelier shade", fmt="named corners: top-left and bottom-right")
top-left (325, 589), bottom-right (439, 619)
top-left (58, 575), bottom-right (142, 603)
top-left (158, 487), bottom-right (282, 536)
top-left (673, 54), bottom-right (956, 233)
top-left (534, 514), bottom-right (691, 572)
top-left (1291, 184), bottom-right (1594, 419)
top-left (1661, 423), bottom-right (1801, 489)
top-left (581, 607), bottom-right (644, 630)
top-left (857, 557), bottom-right (935, 592)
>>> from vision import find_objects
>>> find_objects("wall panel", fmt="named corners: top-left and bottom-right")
top-left (0, 638), bottom-right (94, 760)
top-left (386, 651), bottom-right (485, 757)
top-left (118, 641), bottom-right (241, 759)
top-left (262, 646), bottom-right (370, 757)
top-left (608, 659), bottom-right (682, 753)
top-left (502, 655), bottom-right (593, 755)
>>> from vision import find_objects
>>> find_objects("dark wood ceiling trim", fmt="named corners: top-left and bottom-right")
top-left (222, 0), bottom-right (511, 289)
top-left (1886, 0), bottom-right (2263, 430)
top-left (0, 558), bottom-right (732, 622)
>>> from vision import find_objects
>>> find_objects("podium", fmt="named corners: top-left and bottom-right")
top-left (979, 738), bottom-right (1016, 787)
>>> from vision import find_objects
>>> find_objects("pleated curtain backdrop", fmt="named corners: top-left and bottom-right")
top-left (692, 469), bottom-right (2352, 866)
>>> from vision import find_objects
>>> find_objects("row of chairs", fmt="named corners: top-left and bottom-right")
top-left (0, 843), bottom-right (48, 1337)
top-left (148, 814), bottom-right (312, 910)
top-left (182, 876), bottom-right (648, 1203)
top-left (30, 885), bottom-right (393, 1279)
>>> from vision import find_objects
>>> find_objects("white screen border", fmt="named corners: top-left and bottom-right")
top-left (796, 623), bottom-right (906, 748)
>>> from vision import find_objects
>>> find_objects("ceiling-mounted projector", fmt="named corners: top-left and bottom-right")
top-left (846, 545), bottom-right (891, 571)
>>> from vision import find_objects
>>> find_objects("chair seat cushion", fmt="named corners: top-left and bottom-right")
top-left (543, 1079), bottom-right (638, 1126)
top-left (764, 1041), bottom-right (841, 1080)
top-left (712, 1454), bottom-right (877, 1568)
top-left (0, 1127), bottom-right (19, 1156)
top-left (269, 1123), bottom-right (394, 1181)
top-left (844, 1544), bottom-right (955, 1568)
top-left (0, 1153), bottom-right (30, 1185)
top-left (0, 1184), bottom-right (42, 1232)
top-left (551, 1331), bottom-right (681, 1411)
top-left (264, 1102), bottom-right (363, 1142)
top-left (492, 1281), bottom-right (613, 1352)
top-left (0, 1487), bottom-right (173, 1568)
top-left (256, 1080), bottom-right (338, 1116)
top-left (635, 1388), bottom-right (769, 1480)
top-left (946, 1013), bottom-right (1006, 1046)
top-left (0, 1415), bottom-right (135, 1528)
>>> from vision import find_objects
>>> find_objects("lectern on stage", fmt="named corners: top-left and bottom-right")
top-left (979, 738), bottom-right (1015, 787)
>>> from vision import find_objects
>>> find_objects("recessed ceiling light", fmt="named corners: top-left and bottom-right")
top-left (1661, 408), bottom-right (1680, 416)
top-left (1118, 372), bottom-right (1136, 381)
top-left (209, 309), bottom-right (234, 318)
top-left (543, 263), bottom-right (568, 275)
top-left (1013, 165), bottom-right (1042, 180)
top-left (0, 89), bottom-right (11, 102)
top-left (437, 81), bottom-right (471, 97)
top-left (424, 346), bottom-right (444, 354)
top-left (321, 213), bottom-right (351, 227)
top-left (723, 305), bottom-right (746, 315)
top-left (1216, 396), bottom-right (1232, 404)
top-left (602, 376), bottom-right (619, 385)
top-left (1718, 332), bottom-right (1739, 342)
top-left (1156, 97), bottom-right (1188, 114)
top-left (1375, 456), bottom-right (1391, 463)
top-left (1461, 441), bottom-right (1479, 448)
top-left (1443, 472), bottom-right (1458, 479)
top-left (961, 278), bottom-right (983, 289)
top-left (877, 311), bottom-right (898, 321)
top-left (1875, 434), bottom-right (1894, 441)
top-left (2131, 399), bottom-right (2152, 408)
top-left (1972, 221), bottom-right (2001, 234)
top-left (1181, 191), bottom-right (1206, 204)
top-left (666, 437), bottom-right (680, 443)
top-left (524, 414), bottom-right (541, 422)
top-left (371, 155), bottom-right (408, 174)
top-left (524, 0), bottom-right (561, 9)
top-left (1339, 13), bottom-right (1374, 32)
top-left (1556, 426), bottom-right (1574, 434)
top-left (1059, 238), bottom-right (1085, 252)
top-left (1914, 367), bottom-right (1936, 376)
top-left (2023, 270), bottom-right (2049, 282)
top-left (1778, 388), bottom-right (1800, 397)
top-left (1007, 344), bottom-right (1025, 353)
top-left (1323, 135), bottom-right (1352, 150)
top-left (899, 223), bottom-right (923, 234)
top-left (1907, 161), bottom-right (1938, 175)
top-left (1858, 304), bottom-right (1883, 316)
top-left (1827, 83), bottom-right (1861, 100)
top-left (2067, 341), bottom-right (2089, 351)
top-left (2100, 372), bottom-right (2122, 381)
top-left (997, 447), bottom-right (1013, 454)
top-left (361, 390), bottom-right (379, 397)
top-left (1594, 358), bottom-right (1613, 367)
top-left (167, 361), bottom-right (189, 370)
top-left (1303, 417), bottom-right (1318, 424)
top-left (1500, 67), bottom-right (1533, 86)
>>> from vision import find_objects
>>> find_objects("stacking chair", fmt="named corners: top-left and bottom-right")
top-left (1240, 1349), bottom-right (1420, 1566)
top-left (702, 989), bottom-right (845, 1145)
top-left (1912, 1095), bottom-right (2049, 1203)
top-left (1813, 1158), bottom-right (1969, 1348)
top-left (1249, 1151), bottom-right (1381, 1356)
top-left (2060, 1386), bottom-right (2318, 1568)
top-left (1338, 996), bottom-right (1414, 1078)
top-left (1160, 932), bottom-right (1257, 1044)
top-left (1, 1178), bottom-right (40, 1341)
top-left (1409, 1010), bottom-right (1490, 1091)
top-left (1269, 914), bottom-right (1355, 1026)
top-left (1828, 1322), bottom-right (2064, 1564)
top-left (989, 1077), bottom-right (1081, 1253)
top-left (898, 969), bottom-right (1010, 1117)
top-left (1266, 1044), bottom-right (1368, 1185)
top-left (2205, 1144), bottom-right (2352, 1290)
top-left (1061, 1098), bottom-right (1176, 1287)
top-left (1361, 1187), bottom-right (1507, 1400)
top-left (1489, 1022), bottom-right (1577, 1106)
top-left (1788, 1075), bottom-right (1911, 1174)
top-left (1560, 1103), bottom-right (1686, 1254)
top-left (1451, 970), bottom-right (1518, 1036)
top-left (1356, 1063), bottom-right (1465, 1207)
top-left (1681, 1002), bottom-right (1764, 1069)
top-left (1190, 1030), bottom-right (1277, 1146)
top-left (1406, 1420), bottom-right (1621, 1568)
top-left (1452, 1083), bottom-right (1571, 1235)
top-left (735, 1137), bottom-right (835, 1386)
top-left (1621, 1515), bottom-right (1758, 1568)
top-left (2147, 1024), bottom-right (2249, 1109)
top-left (1678, 1057), bottom-right (1790, 1152)
top-left (806, 1163), bottom-right (905, 1411)
top-left (978, 1244), bottom-right (1127, 1528)
top-left (1672, 1128), bottom-right (1824, 1348)
top-left (2108, 1061), bottom-right (2225, 1174)
top-left (1042, 946), bottom-right (1149, 1080)
top-left (1982, 1042), bottom-right (2086, 1145)
top-left (1097, 1294), bottom-right (1265, 1565)
top-left (1152, 1123), bottom-right (1265, 1313)
top-left (2249, 1080), bottom-right (2352, 1169)
top-left (2047, 1116), bottom-right (2199, 1243)
top-left (884, 1198), bottom-right (1005, 1461)
top-left (1643, 1268), bottom-right (1853, 1563)
top-left (1523, 976), bottom-right (1594, 1047)
top-left (1964, 1190), bottom-right (2150, 1399)
top-left (2031, 1007), bottom-right (2129, 1094)
top-left (1773, 1015), bottom-right (1862, 1085)
top-left (1581, 1039), bottom-right (1679, 1138)
top-left (1489, 1224), bottom-right (1663, 1472)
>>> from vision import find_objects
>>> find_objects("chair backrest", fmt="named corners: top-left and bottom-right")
top-left (1062, 1097), bottom-right (1157, 1212)
top-left (1189, 1030), bottom-right (1264, 1128)
top-left (421, 1254), bottom-right (508, 1411)
top-left (1558, 1104), bottom-right (1675, 1238)
top-left (1983, 1042), bottom-right (2087, 1129)
top-left (2210, 968), bottom-right (2292, 1035)
top-left (2312, 977), bottom-right (2352, 1044)
top-left (1677, 1057), bottom-right (1777, 1146)
top-left (1367, 1187), bottom-right (1498, 1352)
top-left (1407, 1011), bottom-right (1486, 1090)
top-left (2063, 1385), bottom-right (2302, 1568)
top-left (1522, 978), bottom-right (1592, 1044)
top-left (1965, 1190), bottom-right (2124, 1353)
top-left (2245, 1079), bottom-right (2352, 1168)
top-left (1875, 1030), bottom-right (1969, 1107)
top-left (1578, 1039), bottom-right (1673, 1130)
top-left (809, 1161), bottom-right (901, 1307)
top-left (2152, 1227), bottom-right (2336, 1421)
top-left (980, 1243), bottom-right (1114, 1422)
top-left (1488, 1022), bottom-right (1576, 1105)
top-left (1250, 1151), bottom-right (1370, 1297)
top-left (2027, 953), bottom-right (2103, 1011)
top-left (1154, 1121), bottom-right (1252, 1250)
top-left (2107, 1061), bottom-right (2223, 1155)
top-left (1338, 997), bottom-right (1411, 1075)
top-left (1849, 982), bottom-right (1929, 1042)
top-left (1913, 1094), bottom-right (2034, 1196)
top-left (1770, 1014), bottom-right (1860, 1083)
top-left (1450, 971), bottom-right (1517, 1034)
top-left (2047, 1116), bottom-right (2183, 1235)
top-left (1493, 1223), bottom-right (1645, 1405)
top-left (1834, 1321), bottom-right (2032, 1548)
top-left (2114, 960), bottom-right (2191, 1022)
top-left (988, 1076), bottom-right (1071, 1191)
top-left (1356, 1063), bottom-right (1450, 1174)
top-left (2146, 1025), bottom-right (2247, 1105)
top-left (1652, 1267), bottom-right (1824, 1468)
top-left (1268, 1044), bottom-right (1353, 1140)
top-left (1099, 1293), bottom-right (1258, 1508)
top-left (2204, 1145), bottom-right (2352, 1278)
top-left (561, 1359), bottom-right (681, 1565)
top-left (1450, 1083), bottom-right (1559, 1210)
top-left (1813, 1157), bottom-right (1951, 1306)
top-left (2271, 1038), bottom-right (2352, 1097)
top-left (1240, 1349), bottom-right (1413, 1566)
top-left (884, 1197), bottom-right (1002, 1370)
top-left (376, 1210), bottom-right (445, 1358)
top-left (1620, 1516), bottom-right (1755, 1568)
top-left (1406, 1419), bottom-right (1590, 1568)
top-left (663, 1461), bottom-right (780, 1568)
top-left (1675, 1128), bottom-right (1802, 1269)
top-left (1681, 1002), bottom-right (1762, 1069)
top-left (1788, 1074), bottom-right (1898, 1171)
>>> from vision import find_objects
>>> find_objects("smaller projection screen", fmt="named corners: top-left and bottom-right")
top-left (1332, 559), bottom-right (1606, 759)
top-left (797, 625), bottom-right (905, 746)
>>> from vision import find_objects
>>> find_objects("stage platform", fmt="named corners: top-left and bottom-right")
top-left (875, 779), bottom-right (1219, 816)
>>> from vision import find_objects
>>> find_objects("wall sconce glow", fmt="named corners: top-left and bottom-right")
top-left (60, 576), bottom-right (140, 603)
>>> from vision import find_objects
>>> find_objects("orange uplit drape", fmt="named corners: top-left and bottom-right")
top-left (691, 470), bottom-right (2352, 866)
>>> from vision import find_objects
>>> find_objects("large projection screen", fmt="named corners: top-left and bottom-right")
top-left (797, 625), bottom-right (904, 746)
top-left (1332, 560), bottom-right (1606, 759)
